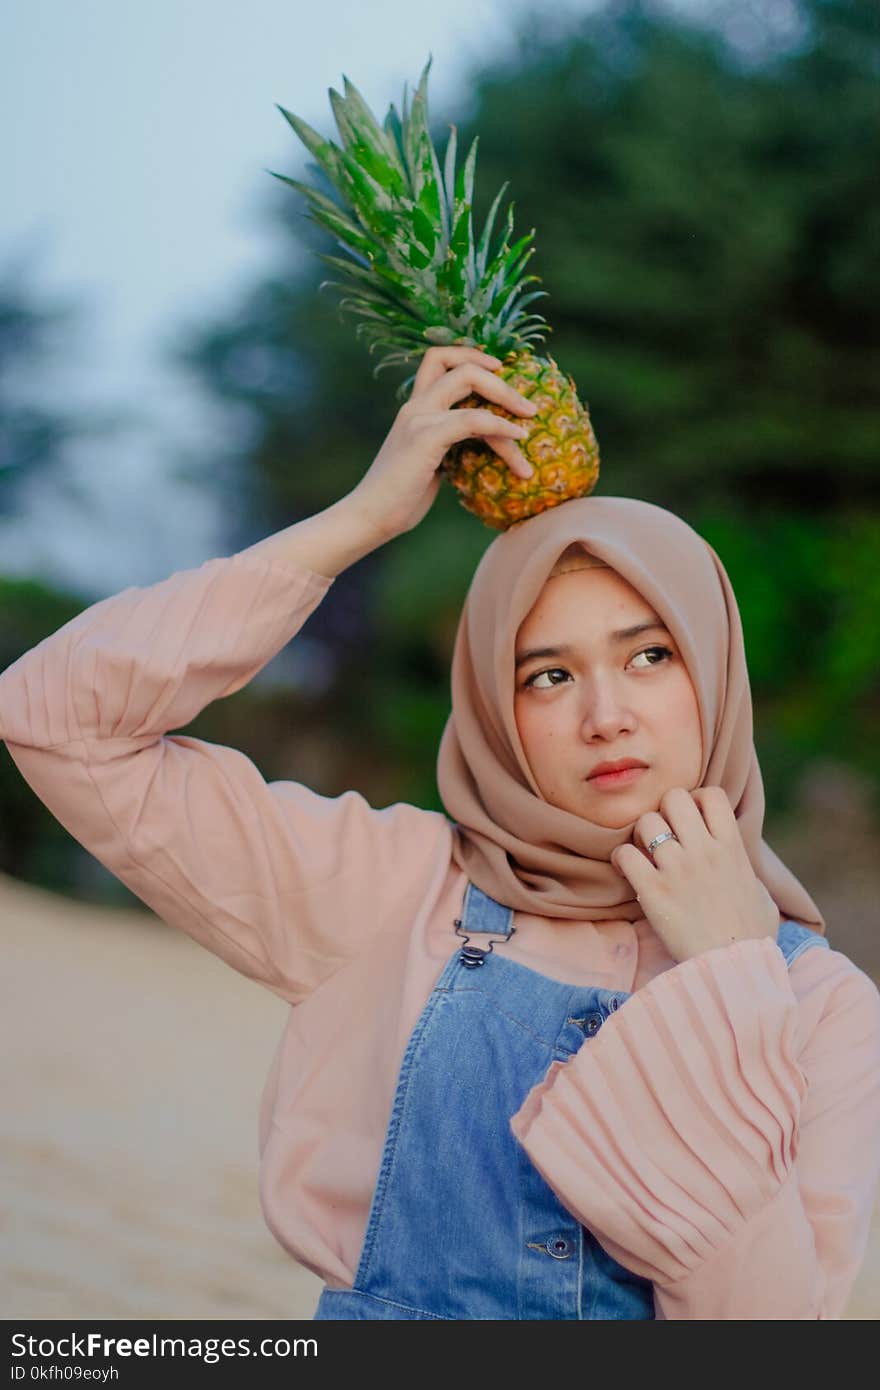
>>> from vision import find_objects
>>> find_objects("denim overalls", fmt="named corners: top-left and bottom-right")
top-left (314, 881), bottom-right (829, 1320)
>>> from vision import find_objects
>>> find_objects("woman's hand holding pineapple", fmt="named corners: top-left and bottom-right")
top-left (349, 345), bottom-right (538, 543)
top-left (276, 61), bottom-right (602, 532)
top-left (238, 346), bottom-right (538, 581)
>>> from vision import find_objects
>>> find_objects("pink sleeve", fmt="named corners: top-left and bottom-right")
top-left (509, 935), bottom-right (880, 1319)
top-left (0, 551), bottom-right (452, 1004)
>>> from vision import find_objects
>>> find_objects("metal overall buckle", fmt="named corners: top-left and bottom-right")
top-left (453, 918), bottom-right (517, 969)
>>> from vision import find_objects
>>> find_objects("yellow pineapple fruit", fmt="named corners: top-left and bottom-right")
top-left (271, 56), bottom-right (599, 530)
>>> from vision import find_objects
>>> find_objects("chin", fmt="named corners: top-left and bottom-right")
top-left (576, 786), bottom-right (652, 824)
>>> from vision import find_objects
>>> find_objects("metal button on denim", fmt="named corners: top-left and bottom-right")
top-left (545, 1236), bottom-right (575, 1259)
top-left (609, 997), bottom-right (620, 1013)
top-left (584, 1014), bottom-right (602, 1034)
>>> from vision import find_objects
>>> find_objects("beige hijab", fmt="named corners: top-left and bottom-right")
top-left (436, 495), bottom-right (826, 933)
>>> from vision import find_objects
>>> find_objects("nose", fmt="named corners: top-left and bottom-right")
top-left (578, 680), bottom-right (637, 742)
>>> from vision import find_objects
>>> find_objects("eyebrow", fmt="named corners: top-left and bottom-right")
top-left (514, 621), bottom-right (672, 670)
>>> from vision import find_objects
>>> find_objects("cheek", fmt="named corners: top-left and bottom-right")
top-left (514, 698), bottom-right (554, 761)
top-left (670, 679), bottom-right (703, 762)
top-left (513, 697), bottom-right (534, 751)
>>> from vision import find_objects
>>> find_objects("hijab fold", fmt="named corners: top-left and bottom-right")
top-left (436, 496), bottom-right (826, 933)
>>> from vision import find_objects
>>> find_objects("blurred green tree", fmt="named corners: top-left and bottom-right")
top-left (4, 0), bottom-right (877, 907)
top-left (0, 260), bottom-right (136, 897)
top-left (0, 264), bottom-right (87, 519)
top-left (167, 0), bottom-right (878, 819)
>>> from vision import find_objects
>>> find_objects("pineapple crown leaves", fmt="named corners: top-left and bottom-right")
top-left (268, 55), bottom-right (550, 399)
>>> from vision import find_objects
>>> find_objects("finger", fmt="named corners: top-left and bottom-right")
top-left (611, 842), bottom-right (653, 888)
top-left (690, 785), bottom-right (738, 840)
top-left (432, 407), bottom-right (532, 451)
top-left (428, 364), bottom-right (538, 420)
top-left (486, 434), bottom-right (535, 480)
top-left (410, 345), bottom-right (502, 398)
top-left (654, 786), bottom-right (708, 851)
top-left (633, 811), bottom-right (682, 862)
top-left (433, 439), bottom-right (528, 483)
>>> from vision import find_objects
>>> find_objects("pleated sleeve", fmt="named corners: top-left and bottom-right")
top-left (0, 551), bottom-right (452, 1005)
top-left (509, 935), bottom-right (880, 1319)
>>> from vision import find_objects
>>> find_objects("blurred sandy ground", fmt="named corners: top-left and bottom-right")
top-left (1, 871), bottom-right (324, 1320)
top-left (2, 763), bottom-right (879, 1320)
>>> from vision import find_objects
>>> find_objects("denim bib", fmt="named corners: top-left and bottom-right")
top-left (314, 882), bottom-right (828, 1320)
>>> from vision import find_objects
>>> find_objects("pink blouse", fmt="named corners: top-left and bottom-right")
top-left (2, 549), bottom-right (879, 1320)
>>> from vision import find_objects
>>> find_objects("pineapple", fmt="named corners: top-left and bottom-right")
top-left (270, 56), bottom-right (599, 531)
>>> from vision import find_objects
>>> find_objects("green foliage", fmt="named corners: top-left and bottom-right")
top-left (690, 507), bottom-right (880, 820)
top-left (162, 0), bottom-right (878, 828)
top-left (0, 577), bottom-right (92, 889)
top-left (6, 0), bottom-right (878, 903)
top-left (0, 258), bottom-right (125, 520)
top-left (0, 278), bottom-right (76, 519)
top-left (0, 575), bottom-right (84, 671)
top-left (0, 250), bottom-right (139, 898)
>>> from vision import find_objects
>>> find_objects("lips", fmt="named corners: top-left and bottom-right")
top-left (587, 758), bottom-right (648, 779)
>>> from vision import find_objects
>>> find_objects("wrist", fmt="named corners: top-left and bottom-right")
top-left (236, 492), bottom-right (391, 581)
top-left (688, 930), bottom-right (776, 962)
top-left (343, 484), bottom-right (404, 548)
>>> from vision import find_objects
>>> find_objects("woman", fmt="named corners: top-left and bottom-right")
top-left (2, 345), bottom-right (879, 1320)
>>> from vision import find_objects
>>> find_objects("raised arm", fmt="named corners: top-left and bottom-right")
top-left (0, 346), bottom-right (538, 1004)
top-left (0, 541), bottom-right (448, 1001)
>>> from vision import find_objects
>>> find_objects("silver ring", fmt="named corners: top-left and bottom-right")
top-left (646, 829), bottom-right (678, 857)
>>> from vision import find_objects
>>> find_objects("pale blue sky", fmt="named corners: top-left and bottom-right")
top-left (1, 0), bottom-right (771, 594)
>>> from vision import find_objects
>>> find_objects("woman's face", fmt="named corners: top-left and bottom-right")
top-left (513, 565), bottom-right (703, 829)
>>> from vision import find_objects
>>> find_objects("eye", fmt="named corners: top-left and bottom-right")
top-left (631, 645), bottom-right (674, 669)
top-left (520, 646), bottom-right (674, 691)
top-left (523, 666), bottom-right (570, 690)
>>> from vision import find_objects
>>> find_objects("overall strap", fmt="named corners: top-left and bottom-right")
top-left (454, 881), bottom-right (516, 970)
top-left (452, 882), bottom-right (830, 973)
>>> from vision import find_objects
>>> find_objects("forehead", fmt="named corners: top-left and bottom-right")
top-left (517, 565), bottom-right (656, 636)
